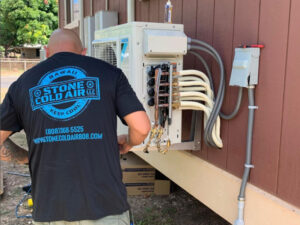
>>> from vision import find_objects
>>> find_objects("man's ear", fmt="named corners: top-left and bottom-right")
top-left (44, 46), bottom-right (50, 58)
top-left (81, 48), bottom-right (87, 56)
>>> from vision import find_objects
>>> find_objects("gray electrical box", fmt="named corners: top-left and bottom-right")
top-left (84, 16), bottom-right (95, 56)
top-left (95, 11), bottom-right (118, 31)
top-left (229, 48), bottom-right (260, 87)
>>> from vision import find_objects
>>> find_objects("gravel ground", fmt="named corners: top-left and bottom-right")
top-left (0, 160), bottom-right (229, 225)
top-left (0, 134), bottom-right (229, 225)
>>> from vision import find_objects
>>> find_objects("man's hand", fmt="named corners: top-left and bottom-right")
top-left (118, 135), bottom-right (132, 155)
top-left (123, 111), bottom-right (150, 146)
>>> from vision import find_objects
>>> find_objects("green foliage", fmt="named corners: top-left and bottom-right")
top-left (0, 0), bottom-right (58, 55)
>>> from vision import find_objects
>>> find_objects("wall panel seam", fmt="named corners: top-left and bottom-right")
top-left (225, 0), bottom-right (237, 170)
top-left (211, 0), bottom-right (216, 48)
top-left (256, 0), bottom-right (262, 43)
top-left (275, 0), bottom-right (292, 195)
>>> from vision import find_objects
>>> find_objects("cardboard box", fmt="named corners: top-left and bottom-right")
top-left (121, 153), bottom-right (171, 196)
top-left (124, 180), bottom-right (171, 196)
top-left (125, 182), bottom-right (155, 196)
top-left (121, 153), bottom-right (155, 183)
top-left (154, 180), bottom-right (171, 195)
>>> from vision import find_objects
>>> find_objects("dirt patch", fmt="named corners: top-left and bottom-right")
top-left (0, 133), bottom-right (229, 225)
top-left (0, 160), bottom-right (229, 225)
top-left (0, 161), bottom-right (32, 225)
top-left (128, 190), bottom-right (230, 225)
top-left (0, 69), bottom-right (25, 77)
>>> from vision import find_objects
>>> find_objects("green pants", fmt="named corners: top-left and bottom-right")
top-left (33, 211), bottom-right (130, 225)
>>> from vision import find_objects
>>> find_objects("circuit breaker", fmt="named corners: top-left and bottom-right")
top-left (230, 48), bottom-right (260, 87)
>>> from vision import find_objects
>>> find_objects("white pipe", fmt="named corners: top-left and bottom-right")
top-left (178, 87), bottom-right (206, 92)
top-left (176, 81), bottom-right (213, 99)
top-left (178, 76), bottom-right (214, 99)
top-left (178, 70), bottom-right (211, 86)
top-left (234, 200), bottom-right (245, 225)
top-left (127, 0), bottom-right (135, 22)
top-left (178, 91), bottom-right (215, 137)
top-left (178, 92), bottom-right (214, 108)
top-left (178, 101), bottom-right (223, 148)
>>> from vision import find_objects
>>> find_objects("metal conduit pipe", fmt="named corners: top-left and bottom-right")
top-left (188, 51), bottom-right (214, 91)
top-left (127, 0), bottom-right (135, 22)
top-left (219, 87), bottom-right (243, 120)
top-left (234, 87), bottom-right (256, 225)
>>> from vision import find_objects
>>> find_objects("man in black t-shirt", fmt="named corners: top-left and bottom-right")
top-left (0, 29), bottom-right (150, 224)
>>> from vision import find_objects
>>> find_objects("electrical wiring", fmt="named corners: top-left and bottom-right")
top-left (188, 51), bottom-right (215, 91)
top-left (219, 87), bottom-right (243, 120)
top-left (187, 41), bottom-right (225, 148)
top-left (15, 186), bottom-right (32, 219)
top-left (144, 40), bottom-right (244, 152)
top-left (187, 51), bottom-right (243, 121)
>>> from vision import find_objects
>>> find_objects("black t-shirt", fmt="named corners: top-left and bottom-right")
top-left (0, 52), bottom-right (145, 222)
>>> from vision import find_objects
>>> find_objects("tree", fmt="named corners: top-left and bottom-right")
top-left (0, 0), bottom-right (58, 57)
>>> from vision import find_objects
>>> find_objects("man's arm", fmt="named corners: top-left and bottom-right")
top-left (118, 111), bottom-right (150, 154)
top-left (0, 130), bottom-right (28, 164)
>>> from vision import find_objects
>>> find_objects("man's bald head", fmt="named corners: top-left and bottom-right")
top-left (45, 29), bottom-right (86, 57)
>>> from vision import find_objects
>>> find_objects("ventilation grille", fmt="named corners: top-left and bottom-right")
top-left (93, 41), bottom-right (117, 67)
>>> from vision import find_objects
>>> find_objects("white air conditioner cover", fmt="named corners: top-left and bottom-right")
top-left (92, 22), bottom-right (185, 147)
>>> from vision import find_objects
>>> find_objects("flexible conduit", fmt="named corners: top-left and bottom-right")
top-left (187, 38), bottom-right (243, 148)
top-left (188, 50), bottom-right (243, 120)
top-left (187, 38), bottom-right (258, 225)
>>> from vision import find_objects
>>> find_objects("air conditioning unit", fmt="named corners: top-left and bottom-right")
top-left (95, 10), bottom-right (118, 31)
top-left (83, 16), bottom-right (95, 56)
top-left (92, 22), bottom-right (187, 148)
